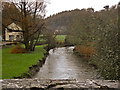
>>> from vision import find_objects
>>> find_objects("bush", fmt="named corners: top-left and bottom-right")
top-left (74, 44), bottom-right (96, 57)
top-left (9, 45), bottom-right (28, 54)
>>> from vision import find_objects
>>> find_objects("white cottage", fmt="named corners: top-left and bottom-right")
top-left (5, 23), bottom-right (23, 41)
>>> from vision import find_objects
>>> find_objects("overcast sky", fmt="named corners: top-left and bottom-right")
top-left (45, 0), bottom-right (120, 17)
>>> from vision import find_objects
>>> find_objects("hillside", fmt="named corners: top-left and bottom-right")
top-left (45, 9), bottom-right (81, 34)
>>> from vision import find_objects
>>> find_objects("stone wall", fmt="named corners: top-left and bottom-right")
top-left (1, 79), bottom-right (119, 89)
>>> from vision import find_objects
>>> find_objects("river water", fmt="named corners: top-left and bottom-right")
top-left (33, 47), bottom-right (102, 80)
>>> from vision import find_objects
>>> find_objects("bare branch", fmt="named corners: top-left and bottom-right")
top-left (29, 23), bottom-right (44, 37)
top-left (11, 18), bottom-right (21, 22)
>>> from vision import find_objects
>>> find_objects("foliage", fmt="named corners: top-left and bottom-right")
top-left (90, 7), bottom-right (119, 79)
top-left (74, 44), bottom-right (96, 57)
top-left (43, 29), bottom-right (57, 50)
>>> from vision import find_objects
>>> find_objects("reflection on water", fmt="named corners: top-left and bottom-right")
top-left (33, 47), bottom-right (102, 80)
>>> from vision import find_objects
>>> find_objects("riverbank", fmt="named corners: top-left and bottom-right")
top-left (73, 45), bottom-right (118, 80)
top-left (73, 45), bottom-right (99, 69)
top-left (2, 44), bottom-right (49, 79)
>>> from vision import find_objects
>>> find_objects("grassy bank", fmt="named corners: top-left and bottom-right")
top-left (56, 35), bottom-right (66, 43)
top-left (2, 44), bottom-right (47, 79)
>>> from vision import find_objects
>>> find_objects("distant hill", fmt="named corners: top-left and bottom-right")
top-left (45, 8), bottom-right (95, 35)
top-left (45, 9), bottom-right (82, 35)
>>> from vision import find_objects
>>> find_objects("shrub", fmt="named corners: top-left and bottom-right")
top-left (9, 45), bottom-right (28, 54)
top-left (74, 44), bottom-right (96, 57)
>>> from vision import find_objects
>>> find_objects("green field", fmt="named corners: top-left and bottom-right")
top-left (2, 44), bottom-right (47, 79)
top-left (56, 35), bottom-right (66, 42)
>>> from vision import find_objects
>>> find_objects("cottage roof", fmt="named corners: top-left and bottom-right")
top-left (7, 23), bottom-right (22, 31)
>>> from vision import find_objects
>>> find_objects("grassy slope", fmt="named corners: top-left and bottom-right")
top-left (2, 45), bottom-right (47, 79)
top-left (56, 35), bottom-right (66, 42)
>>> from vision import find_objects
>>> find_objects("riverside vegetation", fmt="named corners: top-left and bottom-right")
top-left (46, 5), bottom-right (120, 80)
top-left (66, 7), bottom-right (119, 80)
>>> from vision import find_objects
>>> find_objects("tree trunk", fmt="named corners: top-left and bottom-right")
top-left (29, 37), bottom-right (34, 51)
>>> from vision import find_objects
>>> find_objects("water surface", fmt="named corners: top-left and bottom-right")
top-left (33, 47), bottom-right (102, 80)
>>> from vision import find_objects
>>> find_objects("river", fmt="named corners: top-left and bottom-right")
top-left (33, 47), bottom-right (102, 80)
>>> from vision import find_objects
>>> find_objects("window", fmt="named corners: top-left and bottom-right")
top-left (9, 35), bottom-right (14, 41)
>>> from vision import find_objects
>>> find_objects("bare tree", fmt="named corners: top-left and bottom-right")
top-left (2, 0), bottom-right (46, 51)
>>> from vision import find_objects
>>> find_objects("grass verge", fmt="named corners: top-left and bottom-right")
top-left (56, 35), bottom-right (66, 43)
top-left (2, 44), bottom-right (47, 79)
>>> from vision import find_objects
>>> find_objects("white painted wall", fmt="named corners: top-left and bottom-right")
top-left (5, 23), bottom-right (23, 41)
